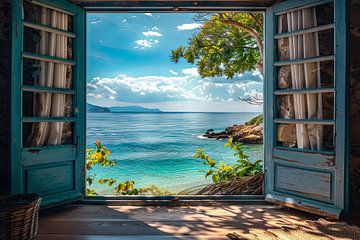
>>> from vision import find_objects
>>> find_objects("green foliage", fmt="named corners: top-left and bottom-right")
top-left (98, 178), bottom-right (117, 186)
top-left (86, 140), bottom-right (116, 170)
top-left (86, 140), bottom-right (139, 195)
top-left (86, 140), bottom-right (169, 196)
top-left (86, 188), bottom-right (98, 196)
top-left (171, 13), bottom-right (263, 79)
top-left (245, 114), bottom-right (263, 126)
top-left (194, 137), bottom-right (263, 183)
top-left (114, 180), bottom-right (138, 195)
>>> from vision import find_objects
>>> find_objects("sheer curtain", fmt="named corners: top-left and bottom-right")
top-left (287, 7), bottom-right (323, 151)
top-left (27, 7), bottom-right (68, 147)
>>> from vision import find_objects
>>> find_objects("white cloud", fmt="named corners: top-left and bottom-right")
top-left (151, 26), bottom-right (159, 31)
top-left (121, 18), bottom-right (127, 23)
top-left (169, 70), bottom-right (178, 75)
top-left (182, 68), bottom-right (199, 77)
top-left (135, 39), bottom-right (160, 49)
top-left (142, 31), bottom-right (162, 37)
top-left (87, 72), bottom-right (263, 105)
top-left (87, 93), bottom-right (103, 99)
top-left (104, 86), bottom-right (117, 95)
top-left (252, 70), bottom-right (263, 79)
top-left (90, 18), bottom-right (102, 25)
top-left (144, 13), bottom-right (153, 16)
top-left (227, 86), bottom-right (235, 95)
top-left (176, 23), bottom-right (202, 31)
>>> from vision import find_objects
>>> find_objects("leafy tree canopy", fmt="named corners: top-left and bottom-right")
top-left (171, 13), bottom-right (263, 79)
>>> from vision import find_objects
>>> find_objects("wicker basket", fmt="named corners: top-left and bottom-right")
top-left (0, 194), bottom-right (41, 240)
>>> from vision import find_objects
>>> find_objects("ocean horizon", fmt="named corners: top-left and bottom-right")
top-left (87, 112), bottom-right (263, 195)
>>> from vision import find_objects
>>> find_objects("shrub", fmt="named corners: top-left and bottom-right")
top-left (194, 137), bottom-right (263, 183)
top-left (86, 140), bottom-right (139, 195)
top-left (245, 114), bottom-right (263, 126)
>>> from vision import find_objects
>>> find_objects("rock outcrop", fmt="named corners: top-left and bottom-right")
top-left (204, 123), bottom-right (263, 144)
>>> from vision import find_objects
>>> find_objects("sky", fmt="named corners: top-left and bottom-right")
top-left (86, 13), bottom-right (263, 112)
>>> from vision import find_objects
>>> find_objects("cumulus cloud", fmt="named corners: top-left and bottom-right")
top-left (142, 31), bottom-right (162, 37)
top-left (144, 13), bottom-right (153, 16)
top-left (169, 70), bottom-right (178, 75)
top-left (87, 72), bottom-right (263, 104)
top-left (104, 86), bottom-right (117, 95)
top-left (90, 18), bottom-right (102, 25)
top-left (252, 70), bottom-right (264, 80)
top-left (151, 26), bottom-right (159, 31)
top-left (177, 23), bottom-right (202, 31)
top-left (182, 68), bottom-right (199, 77)
top-left (135, 39), bottom-right (160, 49)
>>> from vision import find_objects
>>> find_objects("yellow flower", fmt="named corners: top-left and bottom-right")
top-left (95, 152), bottom-right (102, 159)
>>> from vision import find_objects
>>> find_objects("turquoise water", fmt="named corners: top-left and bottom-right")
top-left (87, 112), bottom-right (263, 194)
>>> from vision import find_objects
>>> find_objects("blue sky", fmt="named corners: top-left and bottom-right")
top-left (86, 13), bottom-right (263, 112)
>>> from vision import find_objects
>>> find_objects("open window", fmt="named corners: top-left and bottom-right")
top-left (11, 0), bottom-right (85, 206)
top-left (9, 0), bottom-right (349, 219)
top-left (264, 0), bottom-right (347, 218)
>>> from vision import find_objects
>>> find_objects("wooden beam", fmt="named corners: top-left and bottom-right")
top-left (68, 0), bottom-right (273, 11)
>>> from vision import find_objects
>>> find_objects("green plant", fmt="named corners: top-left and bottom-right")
top-left (171, 13), bottom-right (263, 79)
top-left (114, 180), bottom-right (138, 195)
top-left (194, 137), bottom-right (262, 183)
top-left (245, 114), bottom-right (263, 126)
top-left (86, 140), bottom-right (139, 195)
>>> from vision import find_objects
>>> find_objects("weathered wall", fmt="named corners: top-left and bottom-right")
top-left (0, 0), bottom-right (10, 195)
top-left (349, 0), bottom-right (360, 222)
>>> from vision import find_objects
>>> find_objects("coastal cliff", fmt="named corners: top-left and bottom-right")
top-left (203, 114), bottom-right (263, 144)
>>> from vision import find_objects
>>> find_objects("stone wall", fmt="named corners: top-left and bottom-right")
top-left (349, 0), bottom-right (360, 220)
top-left (0, 0), bottom-right (10, 195)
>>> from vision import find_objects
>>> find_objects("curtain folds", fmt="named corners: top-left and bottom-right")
top-left (27, 7), bottom-right (68, 147)
top-left (286, 7), bottom-right (323, 151)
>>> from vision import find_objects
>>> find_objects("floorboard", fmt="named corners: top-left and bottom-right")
top-left (35, 204), bottom-right (347, 240)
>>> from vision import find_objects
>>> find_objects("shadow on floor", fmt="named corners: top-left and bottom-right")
top-left (35, 203), bottom-right (359, 240)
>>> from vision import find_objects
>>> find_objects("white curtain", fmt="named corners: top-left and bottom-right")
top-left (27, 7), bottom-right (68, 146)
top-left (286, 8), bottom-right (323, 151)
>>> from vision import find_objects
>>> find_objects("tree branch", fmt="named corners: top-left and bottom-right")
top-left (238, 92), bottom-right (263, 106)
top-left (218, 14), bottom-right (264, 76)
top-left (249, 13), bottom-right (263, 30)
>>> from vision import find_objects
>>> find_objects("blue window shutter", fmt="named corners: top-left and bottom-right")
top-left (11, 0), bottom-right (85, 207)
top-left (264, 0), bottom-right (348, 219)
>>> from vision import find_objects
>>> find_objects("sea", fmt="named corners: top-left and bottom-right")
top-left (86, 112), bottom-right (263, 195)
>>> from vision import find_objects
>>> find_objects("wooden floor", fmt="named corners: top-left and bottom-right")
top-left (35, 203), bottom-right (353, 240)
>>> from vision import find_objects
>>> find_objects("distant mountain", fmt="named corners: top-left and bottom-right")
top-left (87, 103), bottom-right (161, 113)
top-left (87, 103), bottom-right (110, 113)
top-left (109, 106), bottom-right (162, 113)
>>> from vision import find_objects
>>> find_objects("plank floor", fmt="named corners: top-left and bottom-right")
top-left (35, 203), bottom-right (348, 240)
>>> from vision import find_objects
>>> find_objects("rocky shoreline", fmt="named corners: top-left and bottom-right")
top-left (203, 115), bottom-right (263, 144)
